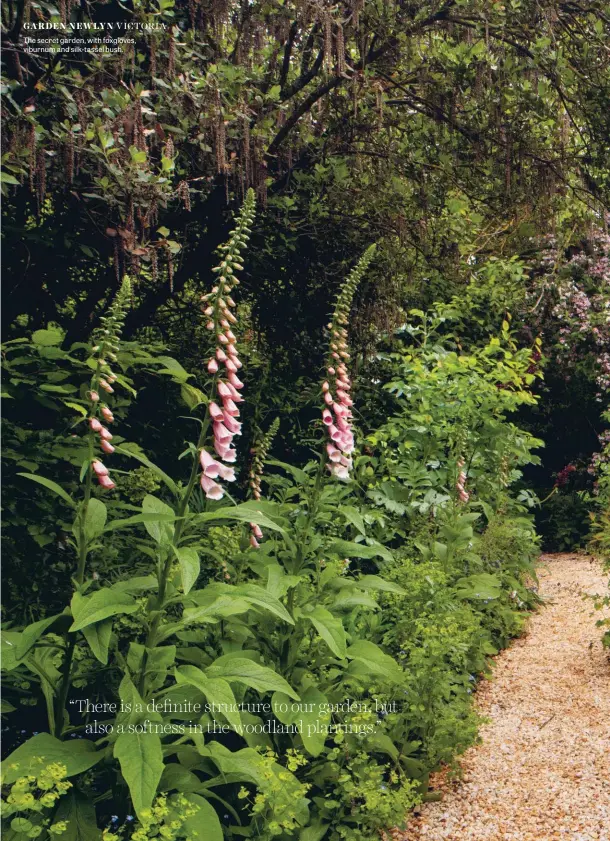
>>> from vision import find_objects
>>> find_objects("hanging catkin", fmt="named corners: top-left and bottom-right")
top-left (242, 114), bottom-right (251, 186)
top-left (323, 11), bottom-right (333, 74)
top-left (336, 24), bottom-right (345, 75)
top-left (28, 123), bottom-right (36, 193)
top-left (64, 130), bottom-right (74, 185)
top-left (36, 148), bottom-right (46, 211)
top-left (168, 28), bottom-right (175, 77)
top-left (150, 38), bottom-right (157, 86)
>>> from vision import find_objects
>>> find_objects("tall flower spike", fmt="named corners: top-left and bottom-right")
top-left (247, 417), bottom-right (279, 546)
top-left (322, 245), bottom-right (376, 480)
top-left (199, 189), bottom-right (256, 500)
top-left (87, 277), bottom-right (131, 491)
top-left (455, 457), bottom-right (470, 503)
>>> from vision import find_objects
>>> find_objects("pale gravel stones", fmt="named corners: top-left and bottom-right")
top-left (401, 553), bottom-right (610, 841)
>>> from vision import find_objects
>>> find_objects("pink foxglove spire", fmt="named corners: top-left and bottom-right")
top-left (321, 246), bottom-right (376, 480)
top-left (197, 190), bottom-right (256, 500)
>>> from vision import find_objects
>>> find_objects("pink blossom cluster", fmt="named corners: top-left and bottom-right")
top-left (196, 190), bottom-right (256, 501)
top-left (198, 293), bottom-right (244, 500)
top-left (89, 408), bottom-right (115, 490)
top-left (531, 226), bottom-right (610, 397)
top-left (322, 324), bottom-right (355, 480)
top-left (456, 458), bottom-right (469, 503)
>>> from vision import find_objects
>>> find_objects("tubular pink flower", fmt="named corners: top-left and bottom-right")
top-left (223, 414), bottom-right (242, 434)
top-left (217, 464), bottom-right (236, 482)
top-left (250, 535), bottom-right (260, 549)
top-left (89, 417), bottom-right (102, 432)
top-left (200, 474), bottom-right (224, 500)
top-left (98, 475), bottom-right (116, 490)
top-left (200, 449), bottom-right (222, 478)
top-left (215, 442), bottom-right (236, 462)
top-left (224, 358), bottom-right (238, 373)
top-left (99, 427), bottom-right (113, 441)
top-left (223, 398), bottom-right (240, 417)
top-left (207, 358), bottom-right (219, 374)
top-left (92, 460), bottom-right (109, 476)
top-left (327, 444), bottom-right (342, 462)
top-left (213, 421), bottom-right (232, 443)
top-left (88, 391), bottom-right (100, 403)
top-left (322, 409), bottom-right (333, 425)
top-left (324, 392), bottom-right (333, 405)
top-left (217, 381), bottom-right (232, 399)
top-left (101, 406), bottom-right (114, 423)
top-left (100, 440), bottom-right (115, 454)
top-left (251, 523), bottom-right (263, 540)
top-left (216, 348), bottom-right (227, 362)
top-left (226, 383), bottom-right (243, 401)
top-left (228, 373), bottom-right (244, 389)
top-left (209, 402), bottom-right (224, 421)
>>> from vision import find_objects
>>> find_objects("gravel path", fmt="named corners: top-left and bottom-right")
top-left (402, 553), bottom-right (610, 841)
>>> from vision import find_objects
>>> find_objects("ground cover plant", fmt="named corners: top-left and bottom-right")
top-left (2, 0), bottom-right (610, 839)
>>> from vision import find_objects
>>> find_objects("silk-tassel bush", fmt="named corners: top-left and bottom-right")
top-left (198, 189), bottom-right (256, 500)
top-left (248, 417), bottom-right (280, 547)
top-left (87, 278), bottom-right (131, 490)
top-left (323, 244), bottom-right (376, 479)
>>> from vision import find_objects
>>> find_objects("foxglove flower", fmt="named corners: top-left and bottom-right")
top-left (87, 277), bottom-right (131, 491)
top-left (322, 245), bottom-right (376, 479)
top-left (198, 189), bottom-right (256, 499)
top-left (456, 458), bottom-right (470, 503)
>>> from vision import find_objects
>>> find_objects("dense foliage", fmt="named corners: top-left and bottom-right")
top-left (2, 0), bottom-right (609, 839)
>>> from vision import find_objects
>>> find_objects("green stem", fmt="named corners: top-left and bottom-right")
top-left (138, 417), bottom-right (211, 693)
top-left (55, 427), bottom-right (95, 737)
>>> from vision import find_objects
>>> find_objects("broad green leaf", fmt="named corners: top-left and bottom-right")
top-left (300, 825), bottom-right (328, 841)
top-left (203, 582), bottom-right (294, 625)
top-left (175, 666), bottom-right (241, 730)
top-left (104, 512), bottom-right (177, 533)
top-left (306, 606), bottom-right (347, 659)
top-left (206, 655), bottom-right (299, 700)
top-left (81, 619), bottom-right (112, 665)
top-left (174, 547), bottom-right (200, 595)
top-left (193, 502), bottom-right (286, 535)
top-left (54, 791), bottom-right (102, 841)
top-left (346, 640), bottom-right (403, 681)
top-left (455, 573), bottom-right (502, 600)
top-left (70, 590), bottom-right (138, 632)
top-left (32, 328), bottom-right (63, 347)
top-left (352, 575), bottom-right (407, 596)
top-left (15, 613), bottom-right (64, 660)
top-left (2, 734), bottom-right (102, 784)
top-left (142, 494), bottom-right (175, 544)
top-left (339, 505), bottom-right (366, 536)
top-left (81, 499), bottom-right (107, 542)
top-left (293, 686), bottom-right (330, 758)
top-left (326, 539), bottom-right (392, 563)
top-left (173, 793), bottom-right (223, 841)
top-left (17, 473), bottom-right (75, 508)
top-left (114, 731), bottom-right (163, 819)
